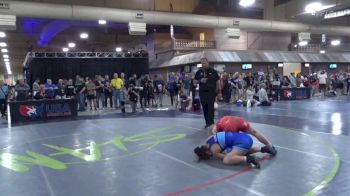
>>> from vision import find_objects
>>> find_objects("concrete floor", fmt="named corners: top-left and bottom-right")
top-left (0, 96), bottom-right (349, 196)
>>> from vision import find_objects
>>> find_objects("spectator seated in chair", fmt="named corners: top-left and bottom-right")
top-left (34, 85), bottom-right (46, 100)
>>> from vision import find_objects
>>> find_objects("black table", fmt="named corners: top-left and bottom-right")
top-left (8, 98), bottom-right (77, 123)
top-left (271, 87), bottom-right (311, 100)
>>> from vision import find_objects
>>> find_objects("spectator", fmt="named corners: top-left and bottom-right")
top-left (318, 70), bottom-right (328, 95)
top-left (86, 77), bottom-right (97, 111)
top-left (245, 85), bottom-right (259, 107)
top-left (32, 79), bottom-right (40, 95)
top-left (14, 79), bottom-right (30, 101)
top-left (75, 75), bottom-right (86, 111)
top-left (176, 90), bottom-right (192, 111)
top-left (95, 75), bottom-right (104, 109)
top-left (140, 75), bottom-right (149, 108)
top-left (153, 74), bottom-right (165, 107)
top-left (296, 73), bottom-right (303, 87)
top-left (258, 83), bottom-right (271, 106)
top-left (57, 79), bottom-right (66, 99)
top-left (148, 80), bottom-right (155, 107)
top-left (103, 75), bottom-right (113, 108)
top-left (34, 85), bottom-right (46, 100)
top-left (167, 72), bottom-right (177, 106)
top-left (190, 75), bottom-right (197, 101)
top-left (65, 79), bottom-right (75, 98)
top-left (281, 76), bottom-right (291, 88)
top-left (0, 80), bottom-right (9, 117)
top-left (111, 73), bottom-right (124, 109)
top-left (289, 73), bottom-right (296, 87)
top-left (44, 79), bottom-right (58, 99)
top-left (221, 72), bottom-right (230, 103)
top-left (183, 74), bottom-right (191, 96)
top-left (128, 84), bottom-right (139, 113)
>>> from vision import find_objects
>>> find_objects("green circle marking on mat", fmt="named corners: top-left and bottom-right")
top-left (305, 144), bottom-right (341, 196)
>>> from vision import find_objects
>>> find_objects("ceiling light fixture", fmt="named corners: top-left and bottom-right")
top-left (80, 33), bottom-right (88, 39)
top-left (3, 54), bottom-right (8, 58)
top-left (305, 2), bottom-right (334, 15)
top-left (331, 40), bottom-right (341, 46)
top-left (4, 58), bottom-right (9, 62)
top-left (0, 32), bottom-right (6, 37)
top-left (62, 47), bottom-right (69, 52)
top-left (68, 42), bottom-right (76, 48)
top-left (116, 47), bottom-right (122, 52)
top-left (98, 20), bottom-right (107, 25)
top-left (0, 42), bottom-right (7, 47)
top-left (298, 41), bottom-right (308, 46)
top-left (5, 63), bottom-right (11, 75)
top-left (320, 50), bottom-right (325, 54)
top-left (239, 0), bottom-right (255, 7)
top-left (1, 48), bottom-right (8, 53)
top-left (305, 63), bottom-right (310, 67)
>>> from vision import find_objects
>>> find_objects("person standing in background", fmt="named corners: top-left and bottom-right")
top-left (103, 75), bottom-right (113, 108)
top-left (95, 75), bottom-right (104, 109)
top-left (318, 70), bottom-right (328, 95)
top-left (111, 73), bottom-right (124, 109)
top-left (153, 75), bottom-right (165, 107)
top-left (0, 80), bottom-right (9, 118)
top-left (183, 74), bottom-right (191, 96)
top-left (32, 79), bottom-right (40, 95)
top-left (194, 57), bottom-right (219, 128)
top-left (289, 73), bottom-right (296, 88)
top-left (75, 75), bottom-right (86, 111)
top-left (85, 77), bottom-right (97, 111)
top-left (65, 79), bottom-right (75, 98)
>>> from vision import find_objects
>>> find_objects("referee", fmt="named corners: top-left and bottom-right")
top-left (194, 57), bottom-right (219, 128)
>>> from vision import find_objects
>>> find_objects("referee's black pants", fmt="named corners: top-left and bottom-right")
top-left (199, 92), bottom-right (216, 126)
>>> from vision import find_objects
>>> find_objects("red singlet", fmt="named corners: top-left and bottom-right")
top-left (216, 116), bottom-right (250, 132)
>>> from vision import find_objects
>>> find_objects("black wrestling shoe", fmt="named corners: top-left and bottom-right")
top-left (261, 145), bottom-right (278, 156)
top-left (246, 155), bottom-right (260, 169)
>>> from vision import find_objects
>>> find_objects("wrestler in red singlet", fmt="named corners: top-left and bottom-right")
top-left (216, 116), bottom-right (250, 132)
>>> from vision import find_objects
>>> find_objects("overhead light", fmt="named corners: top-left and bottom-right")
top-left (98, 20), bottom-right (107, 25)
top-left (68, 42), bottom-right (76, 48)
top-left (294, 44), bottom-right (298, 48)
top-left (116, 47), bottom-right (122, 52)
top-left (62, 47), bottom-right (69, 52)
top-left (80, 33), bottom-right (88, 39)
top-left (4, 58), bottom-right (9, 62)
top-left (320, 50), bottom-right (325, 54)
top-left (331, 40), bottom-right (341, 46)
top-left (5, 63), bottom-right (11, 75)
top-left (197, 64), bottom-right (202, 68)
top-left (278, 63), bottom-right (284, 67)
top-left (239, 0), bottom-right (255, 7)
top-left (5, 61), bottom-right (10, 65)
top-left (299, 41), bottom-right (308, 46)
top-left (305, 2), bottom-right (334, 15)
top-left (1, 48), bottom-right (8, 53)
top-left (0, 32), bottom-right (6, 37)
top-left (305, 63), bottom-right (310, 67)
top-left (0, 42), bottom-right (7, 47)
top-left (3, 54), bottom-right (8, 58)
top-left (325, 9), bottom-right (350, 19)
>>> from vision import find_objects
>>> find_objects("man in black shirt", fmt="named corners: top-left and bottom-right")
top-left (194, 57), bottom-right (219, 128)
